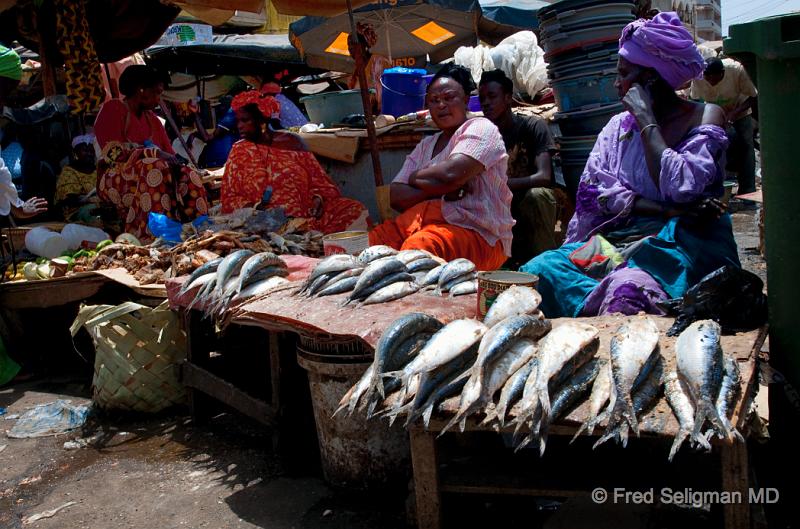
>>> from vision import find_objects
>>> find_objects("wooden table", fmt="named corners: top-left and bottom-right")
top-left (408, 319), bottom-right (768, 529)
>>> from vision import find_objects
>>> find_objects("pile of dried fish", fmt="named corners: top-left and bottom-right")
top-left (337, 283), bottom-right (745, 459)
top-left (300, 245), bottom-right (478, 305)
top-left (179, 249), bottom-right (289, 317)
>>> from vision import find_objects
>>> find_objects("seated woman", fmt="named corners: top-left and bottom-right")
top-left (369, 64), bottom-right (514, 270)
top-left (520, 12), bottom-right (739, 318)
top-left (94, 65), bottom-right (208, 239)
top-left (221, 90), bottom-right (368, 234)
top-left (54, 134), bottom-right (98, 222)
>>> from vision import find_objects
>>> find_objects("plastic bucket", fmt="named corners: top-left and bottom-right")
top-left (541, 23), bottom-right (630, 57)
top-left (540, 13), bottom-right (635, 40)
top-left (538, 0), bottom-right (634, 23)
top-left (381, 67), bottom-right (427, 118)
top-left (547, 50), bottom-right (618, 80)
top-left (296, 347), bottom-right (410, 489)
top-left (300, 89), bottom-right (366, 126)
top-left (545, 39), bottom-right (619, 66)
top-left (553, 102), bottom-right (623, 136)
top-left (477, 271), bottom-right (539, 320)
top-left (551, 69), bottom-right (619, 111)
top-left (322, 230), bottom-right (369, 256)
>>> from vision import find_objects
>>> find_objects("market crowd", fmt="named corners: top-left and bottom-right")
top-left (1, 11), bottom-right (753, 319)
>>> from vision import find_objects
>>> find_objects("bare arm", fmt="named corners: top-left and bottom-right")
top-left (390, 182), bottom-right (433, 212)
top-left (507, 151), bottom-right (553, 192)
top-left (408, 153), bottom-right (484, 195)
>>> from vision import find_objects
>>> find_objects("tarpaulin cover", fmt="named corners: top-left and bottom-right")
top-left (7, 399), bottom-right (91, 438)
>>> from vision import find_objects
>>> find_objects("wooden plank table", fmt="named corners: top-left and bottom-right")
top-left (408, 318), bottom-right (767, 529)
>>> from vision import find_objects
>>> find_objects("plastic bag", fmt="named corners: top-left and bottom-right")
top-left (7, 399), bottom-right (91, 438)
top-left (660, 266), bottom-right (768, 336)
top-left (147, 212), bottom-right (209, 243)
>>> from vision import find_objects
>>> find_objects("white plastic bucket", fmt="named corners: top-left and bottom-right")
top-left (60, 224), bottom-right (110, 250)
top-left (25, 227), bottom-right (69, 259)
top-left (322, 231), bottom-right (369, 256)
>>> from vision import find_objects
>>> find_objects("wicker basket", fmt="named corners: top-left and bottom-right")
top-left (71, 301), bottom-right (187, 412)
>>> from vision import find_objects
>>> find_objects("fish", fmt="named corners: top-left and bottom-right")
top-left (395, 249), bottom-right (433, 265)
top-left (603, 317), bottom-right (661, 438)
top-left (351, 271), bottom-right (415, 303)
top-left (571, 360), bottom-right (613, 441)
top-left (348, 258), bottom-right (408, 302)
top-left (474, 315), bottom-right (551, 388)
top-left (406, 258), bottom-right (441, 274)
top-left (449, 280), bottom-right (478, 297)
top-left (437, 259), bottom-right (476, 289)
top-left (408, 369), bottom-right (472, 429)
top-left (317, 276), bottom-right (360, 297)
top-left (214, 249), bottom-right (254, 294)
top-left (305, 271), bottom-right (341, 297)
top-left (235, 252), bottom-right (285, 294)
top-left (419, 264), bottom-right (444, 288)
top-left (180, 258), bottom-right (223, 294)
top-left (664, 369), bottom-right (711, 461)
top-left (233, 276), bottom-right (289, 303)
top-left (436, 271), bottom-right (477, 295)
top-left (334, 364), bottom-right (375, 417)
top-left (444, 336), bottom-right (541, 434)
top-left (180, 272), bottom-right (216, 296)
top-left (362, 281), bottom-right (420, 305)
top-left (302, 254), bottom-right (360, 292)
top-left (593, 356), bottom-right (664, 449)
top-left (382, 319), bottom-right (488, 388)
top-left (713, 355), bottom-right (744, 443)
top-left (676, 320), bottom-right (730, 441)
top-left (527, 321), bottom-right (600, 433)
top-left (187, 276), bottom-right (218, 311)
top-left (369, 313), bottom-right (443, 399)
top-left (493, 355), bottom-right (539, 427)
top-left (357, 245), bottom-right (398, 265)
top-left (519, 357), bottom-right (603, 455)
top-left (483, 286), bottom-right (542, 328)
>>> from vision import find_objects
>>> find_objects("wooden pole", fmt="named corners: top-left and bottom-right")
top-left (159, 97), bottom-right (200, 169)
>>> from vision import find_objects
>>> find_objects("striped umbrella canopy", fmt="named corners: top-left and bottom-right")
top-left (289, 0), bottom-right (481, 73)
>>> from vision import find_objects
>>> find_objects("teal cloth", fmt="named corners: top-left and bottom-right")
top-left (520, 214), bottom-right (741, 317)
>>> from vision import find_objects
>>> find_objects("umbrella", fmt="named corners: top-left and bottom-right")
top-left (478, 0), bottom-right (548, 44)
top-left (289, 0), bottom-right (481, 73)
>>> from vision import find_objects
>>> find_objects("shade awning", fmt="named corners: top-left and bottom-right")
top-left (270, 0), bottom-right (375, 17)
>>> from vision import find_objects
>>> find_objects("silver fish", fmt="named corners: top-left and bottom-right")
top-left (233, 276), bottom-right (289, 303)
top-left (475, 315), bottom-right (552, 388)
top-left (419, 264), bottom-right (444, 288)
top-left (436, 271), bottom-right (477, 295)
top-left (349, 258), bottom-right (408, 301)
top-left (529, 321), bottom-right (600, 431)
top-left (317, 276), bottom-right (360, 297)
top-left (214, 249), bottom-right (254, 294)
top-left (242, 266), bottom-right (288, 289)
top-left (676, 320), bottom-right (729, 441)
top-left (303, 254), bottom-right (360, 291)
top-left (187, 276), bottom-right (217, 311)
top-left (409, 369), bottom-right (471, 429)
top-left (236, 252), bottom-right (285, 294)
top-left (571, 359), bottom-right (613, 441)
top-left (306, 271), bottom-right (340, 297)
top-left (407, 257), bottom-right (441, 274)
top-left (357, 245), bottom-right (398, 265)
top-left (520, 357), bottom-right (602, 455)
top-left (714, 355), bottom-right (744, 443)
top-left (494, 355), bottom-right (539, 427)
top-left (664, 370), bottom-right (711, 461)
top-left (594, 356), bottom-right (664, 449)
top-left (365, 333), bottom-right (434, 418)
top-left (438, 259), bottom-right (476, 289)
top-left (180, 258), bottom-right (223, 294)
top-left (483, 286), bottom-right (542, 328)
top-left (396, 249), bottom-right (433, 265)
top-left (334, 364), bottom-right (375, 417)
top-left (362, 281), bottom-right (419, 305)
top-left (351, 271), bottom-right (415, 302)
top-left (449, 280), bottom-right (478, 297)
top-left (181, 272), bottom-right (216, 295)
top-left (603, 317), bottom-right (661, 437)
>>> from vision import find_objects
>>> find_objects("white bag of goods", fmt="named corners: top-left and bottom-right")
top-left (61, 223), bottom-right (110, 250)
top-left (24, 227), bottom-right (69, 259)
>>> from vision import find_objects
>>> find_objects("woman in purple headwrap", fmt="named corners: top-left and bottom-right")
top-left (520, 12), bottom-right (740, 318)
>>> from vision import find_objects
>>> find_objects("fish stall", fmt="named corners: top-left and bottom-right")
top-left (165, 246), bottom-right (767, 528)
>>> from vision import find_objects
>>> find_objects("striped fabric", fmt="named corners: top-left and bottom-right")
top-left (393, 117), bottom-right (514, 255)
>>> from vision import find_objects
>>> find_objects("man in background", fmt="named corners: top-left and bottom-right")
top-left (478, 69), bottom-right (562, 265)
top-left (690, 57), bottom-right (758, 194)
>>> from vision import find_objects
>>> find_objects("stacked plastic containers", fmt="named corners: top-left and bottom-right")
top-left (538, 0), bottom-right (635, 196)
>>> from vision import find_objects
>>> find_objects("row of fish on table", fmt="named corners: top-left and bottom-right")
top-left (336, 286), bottom-right (745, 460)
top-left (297, 245), bottom-right (478, 305)
top-left (178, 249), bottom-right (290, 317)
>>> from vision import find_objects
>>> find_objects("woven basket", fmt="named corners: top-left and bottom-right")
top-left (71, 301), bottom-right (187, 412)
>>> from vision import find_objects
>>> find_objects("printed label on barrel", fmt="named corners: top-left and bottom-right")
top-left (324, 244), bottom-right (346, 256)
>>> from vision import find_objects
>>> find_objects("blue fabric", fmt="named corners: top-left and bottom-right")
top-left (1, 141), bottom-right (23, 181)
top-left (520, 215), bottom-right (740, 317)
top-left (276, 94), bottom-right (308, 128)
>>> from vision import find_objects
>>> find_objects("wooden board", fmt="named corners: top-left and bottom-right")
top-left (0, 272), bottom-right (109, 309)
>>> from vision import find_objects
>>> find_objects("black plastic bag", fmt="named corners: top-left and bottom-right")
top-left (660, 266), bottom-right (768, 336)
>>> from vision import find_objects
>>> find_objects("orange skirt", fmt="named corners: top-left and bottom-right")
top-left (369, 200), bottom-right (507, 271)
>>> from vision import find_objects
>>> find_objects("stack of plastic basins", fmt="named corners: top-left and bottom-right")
top-left (538, 0), bottom-right (635, 197)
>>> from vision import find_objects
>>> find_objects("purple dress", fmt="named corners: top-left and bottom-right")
top-left (520, 111), bottom-right (739, 318)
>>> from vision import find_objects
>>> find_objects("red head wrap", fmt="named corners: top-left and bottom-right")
top-left (230, 90), bottom-right (280, 119)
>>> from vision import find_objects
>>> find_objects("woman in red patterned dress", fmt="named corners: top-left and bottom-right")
top-left (221, 90), bottom-right (367, 234)
top-left (94, 65), bottom-right (208, 239)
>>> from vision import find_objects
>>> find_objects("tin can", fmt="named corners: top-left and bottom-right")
top-left (322, 230), bottom-right (370, 256)
top-left (477, 271), bottom-right (539, 319)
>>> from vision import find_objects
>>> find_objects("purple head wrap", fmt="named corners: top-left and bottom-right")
top-left (618, 12), bottom-right (705, 89)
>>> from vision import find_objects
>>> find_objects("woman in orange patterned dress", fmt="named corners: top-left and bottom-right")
top-left (221, 91), bottom-right (367, 234)
top-left (94, 65), bottom-right (208, 239)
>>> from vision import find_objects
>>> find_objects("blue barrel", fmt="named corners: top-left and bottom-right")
top-left (381, 67), bottom-right (427, 117)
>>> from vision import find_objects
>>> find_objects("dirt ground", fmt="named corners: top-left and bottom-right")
top-left (1, 203), bottom-right (789, 529)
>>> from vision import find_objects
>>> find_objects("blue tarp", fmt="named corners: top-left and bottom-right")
top-left (479, 0), bottom-right (550, 30)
